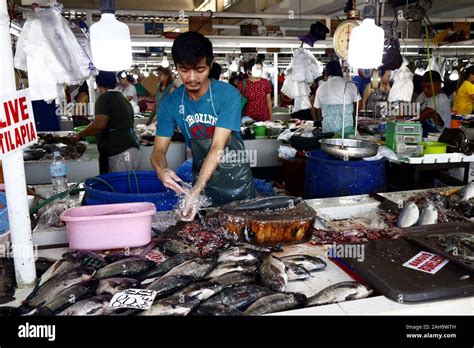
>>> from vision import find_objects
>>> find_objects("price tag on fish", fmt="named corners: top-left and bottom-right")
top-left (402, 251), bottom-right (449, 275)
top-left (108, 289), bottom-right (158, 310)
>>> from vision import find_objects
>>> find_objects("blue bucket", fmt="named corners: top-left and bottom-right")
top-left (84, 171), bottom-right (180, 211)
top-left (0, 193), bottom-right (9, 233)
top-left (304, 150), bottom-right (386, 199)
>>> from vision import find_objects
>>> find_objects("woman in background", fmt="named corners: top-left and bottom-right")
top-left (453, 66), bottom-right (474, 115)
top-left (362, 67), bottom-right (391, 111)
top-left (238, 58), bottom-right (272, 121)
top-left (146, 67), bottom-right (175, 126)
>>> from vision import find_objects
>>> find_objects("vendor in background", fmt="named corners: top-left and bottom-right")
top-left (72, 71), bottom-right (139, 174)
top-left (238, 59), bottom-right (273, 121)
top-left (151, 32), bottom-right (255, 221)
top-left (362, 67), bottom-right (391, 110)
top-left (416, 71), bottom-right (451, 136)
top-left (146, 67), bottom-right (175, 126)
top-left (314, 61), bottom-right (360, 134)
top-left (453, 66), bottom-right (474, 115)
top-left (116, 71), bottom-right (138, 104)
top-left (71, 81), bottom-right (90, 127)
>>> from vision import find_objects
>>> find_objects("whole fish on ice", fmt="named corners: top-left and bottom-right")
top-left (306, 281), bottom-right (373, 307)
top-left (418, 203), bottom-right (438, 225)
top-left (397, 202), bottom-right (420, 228)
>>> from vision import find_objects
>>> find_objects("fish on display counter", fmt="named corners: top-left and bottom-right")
top-left (244, 293), bottom-right (307, 315)
top-left (306, 281), bottom-right (373, 307)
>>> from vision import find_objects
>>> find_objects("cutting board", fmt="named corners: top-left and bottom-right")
top-left (336, 238), bottom-right (474, 303)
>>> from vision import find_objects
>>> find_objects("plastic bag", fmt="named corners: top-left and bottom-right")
top-left (278, 129), bottom-right (294, 141)
top-left (388, 60), bottom-right (414, 103)
top-left (363, 146), bottom-right (399, 162)
top-left (36, 200), bottom-right (75, 229)
top-left (278, 145), bottom-right (297, 160)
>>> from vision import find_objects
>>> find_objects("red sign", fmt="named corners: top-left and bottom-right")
top-left (403, 251), bottom-right (449, 275)
top-left (0, 89), bottom-right (37, 159)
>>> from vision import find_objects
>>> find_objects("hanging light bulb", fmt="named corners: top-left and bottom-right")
top-left (161, 54), bottom-right (170, 68)
top-left (449, 70), bottom-right (459, 81)
top-left (348, 2), bottom-right (384, 69)
top-left (90, 0), bottom-right (132, 71)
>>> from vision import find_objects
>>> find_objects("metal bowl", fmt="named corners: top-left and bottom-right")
top-left (319, 138), bottom-right (379, 160)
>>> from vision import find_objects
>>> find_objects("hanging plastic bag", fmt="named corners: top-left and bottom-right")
top-left (388, 60), bottom-right (414, 103)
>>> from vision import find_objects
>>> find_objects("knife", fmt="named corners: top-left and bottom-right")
top-left (369, 192), bottom-right (401, 213)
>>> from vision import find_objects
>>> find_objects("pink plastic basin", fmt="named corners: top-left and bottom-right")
top-left (61, 202), bottom-right (156, 251)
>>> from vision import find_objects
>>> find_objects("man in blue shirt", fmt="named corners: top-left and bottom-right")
top-left (151, 32), bottom-right (255, 221)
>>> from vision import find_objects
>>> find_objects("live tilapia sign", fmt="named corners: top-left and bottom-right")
top-left (0, 89), bottom-right (37, 159)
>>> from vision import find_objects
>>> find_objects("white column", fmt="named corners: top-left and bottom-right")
top-left (0, 0), bottom-right (36, 287)
top-left (86, 11), bottom-right (96, 119)
top-left (273, 52), bottom-right (278, 108)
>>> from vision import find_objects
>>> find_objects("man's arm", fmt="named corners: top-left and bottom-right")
top-left (151, 136), bottom-right (186, 194)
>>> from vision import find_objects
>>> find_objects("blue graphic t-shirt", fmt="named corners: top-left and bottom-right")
top-left (156, 79), bottom-right (241, 146)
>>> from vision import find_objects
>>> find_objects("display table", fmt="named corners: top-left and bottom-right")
top-left (12, 186), bottom-right (472, 316)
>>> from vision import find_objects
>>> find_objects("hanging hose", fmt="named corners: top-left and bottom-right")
top-left (423, 18), bottom-right (440, 126)
top-left (29, 176), bottom-right (117, 215)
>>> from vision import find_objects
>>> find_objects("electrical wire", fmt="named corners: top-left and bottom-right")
top-left (423, 17), bottom-right (440, 126)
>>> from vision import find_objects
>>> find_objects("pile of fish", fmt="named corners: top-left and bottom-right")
top-left (427, 233), bottom-right (474, 264)
top-left (0, 244), bottom-right (373, 316)
top-left (397, 182), bottom-right (474, 228)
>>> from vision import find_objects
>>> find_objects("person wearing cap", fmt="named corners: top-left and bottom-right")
top-left (314, 60), bottom-right (360, 135)
top-left (116, 71), bottom-right (138, 104)
top-left (72, 71), bottom-right (139, 174)
top-left (416, 71), bottom-right (451, 135)
top-left (151, 32), bottom-right (255, 221)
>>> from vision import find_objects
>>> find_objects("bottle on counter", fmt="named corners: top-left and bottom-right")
top-left (50, 151), bottom-right (68, 194)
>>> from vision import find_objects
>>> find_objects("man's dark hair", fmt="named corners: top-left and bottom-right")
top-left (326, 60), bottom-right (343, 77)
top-left (172, 31), bottom-right (214, 68)
top-left (96, 71), bottom-right (117, 89)
top-left (422, 70), bottom-right (442, 83)
top-left (209, 62), bottom-right (222, 80)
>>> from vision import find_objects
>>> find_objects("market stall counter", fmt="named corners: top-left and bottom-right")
top-left (2, 185), bottom-right (471, 316)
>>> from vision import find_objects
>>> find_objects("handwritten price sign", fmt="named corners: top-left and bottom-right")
top-left (108, 289), bottom-right (158, 310)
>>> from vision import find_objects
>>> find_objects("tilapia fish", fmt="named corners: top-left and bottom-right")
top-left (164, 239), bottom-right (199, 255)
top-left (161, 258), bottom-right (217, 280)
top-left (63, 250), bottom-right (108, 270)
top-left (25, 266), bottom-right (96, 308)
top-left (0, 258), bottom-right (15, 305)
top-left (35, 257), bottom-right (56, 279)
top-left (259, 255), bottom-right (288, 292)
top-left (306, 281), bottom-right (373, 307)
top-left (212, 271), bottom-right (257, 286)
top-left (138, 296), bottom-right (201, 316)
top-left (203, 285), bottom-right (273, 311)
top-left (192, 303), bottom-right (242, 316)
top-left (96, 278), bottom-right (142, 296)
top-left (93, 257), bottom-right (156, 280)
top-left (138, 253), bottom-right (197, 282)
top-left (244, 293), bottom-right (307, 315)
top-left (36, 280), bottom-right (99, 315)
top-left (397, 202), bottom-right (420, 228)
top-left (37, 259), bottom-right (79, 287)
top-left (57, 294), bottom-right (112, 316)
top-left (173, 282), bottom-right (225, 302)
top-left (145, 275), bottom-right (194, 299)
top-left (284, 263), bottom-right (311, 281)
top-left (217, 248), bottom-right (259, 264)
top-left (280, 255), bottom-right (327, 273)
top-left (207, 261), bottom-right (257, 279)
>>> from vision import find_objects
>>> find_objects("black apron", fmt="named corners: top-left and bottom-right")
top-left (182, 80), bottom-right (255, 206)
